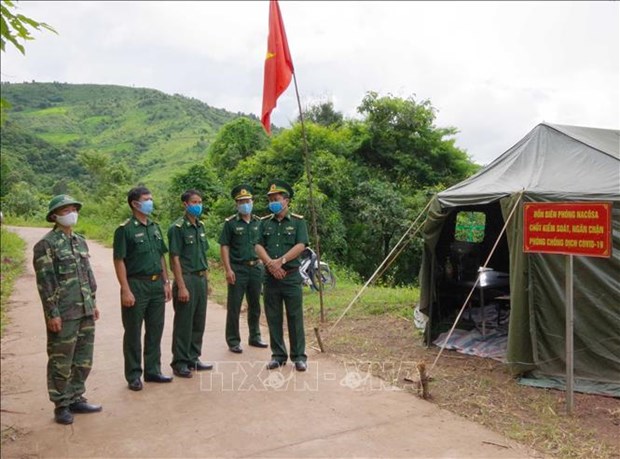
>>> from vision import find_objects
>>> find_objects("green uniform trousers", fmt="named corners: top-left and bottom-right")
top-left (121, 278), bottom-right (165, 382)
top-left (264, 272), bottom-right (307, 363)
top-left (225, 263), bottom-right (264, 347)
top-left (47, 316), bottom-right (95, 408)
top-left (171, 274), bottom-right (207, 371)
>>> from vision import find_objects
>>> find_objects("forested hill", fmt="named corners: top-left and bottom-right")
top-left (1, 83), bottom-right (478, 284)
top-left (0, 82), bottom-right (247, 190)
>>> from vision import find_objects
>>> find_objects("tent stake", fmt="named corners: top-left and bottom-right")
top-left (314, 327), bottom-right (325, 353)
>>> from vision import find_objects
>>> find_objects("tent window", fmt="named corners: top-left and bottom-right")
top-left (455, 211), bottom-right (486, 243)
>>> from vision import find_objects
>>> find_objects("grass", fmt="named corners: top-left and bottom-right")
top-left (208, 261), bottom-right (418, 327)
top-left (0, 228), bottom-right (26, 336)
top-left (37, 132), bottom-right (82, 144)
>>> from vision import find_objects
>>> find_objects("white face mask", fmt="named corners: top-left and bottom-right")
top-left (55, 211), bottom-right (79, 227)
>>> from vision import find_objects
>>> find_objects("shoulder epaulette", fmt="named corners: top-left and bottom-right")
top-left (291, 213), bottom-right (304, 219)
top-left (119, 218), bottom-right (131, 227)
top-left (172, 216), bottom-right (186, 227)
top-left (225, 214), bottom-right (237, 222)
top-left (261, 214), bottom-right (275, 220)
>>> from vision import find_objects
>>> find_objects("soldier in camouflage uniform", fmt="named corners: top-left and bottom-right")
top-left (33, 195), bottom-right (102, 425)
top-left (219, 184), bottom-right (268, 354)
top-left (255, 180), bottom-right (310, 372)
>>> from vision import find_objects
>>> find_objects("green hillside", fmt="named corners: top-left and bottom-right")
top-left (0, 82), bottom-right (250, 191)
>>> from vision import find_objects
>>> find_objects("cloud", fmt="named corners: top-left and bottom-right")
top-left (2, 1), bottom-right (618, 165)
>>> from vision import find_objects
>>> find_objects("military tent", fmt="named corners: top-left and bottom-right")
top-left (418, 122), bottom-right (620, 394)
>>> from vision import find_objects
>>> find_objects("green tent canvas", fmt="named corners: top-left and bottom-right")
top-left (419, 123), bottom-right (619, 393)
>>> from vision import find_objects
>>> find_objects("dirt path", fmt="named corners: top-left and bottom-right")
top-left (1, 226), bottom-right (539, 458)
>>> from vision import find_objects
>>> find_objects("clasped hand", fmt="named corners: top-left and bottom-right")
top-left (267, 258), bottom-right (287, 280)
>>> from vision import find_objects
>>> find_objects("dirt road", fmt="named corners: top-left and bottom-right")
top-left (1, 226), bottom-right (538, 458)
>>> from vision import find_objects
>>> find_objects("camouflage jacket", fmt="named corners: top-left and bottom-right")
top-left (33, 227), bottom-right (97, 321)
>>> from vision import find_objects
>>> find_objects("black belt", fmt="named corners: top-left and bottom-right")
top-left (129, 274), bottom-right (161, 281)
top-left (234, 260), bottom-right (261, 267)
top-left (268, 268), bottom-right (298, 278)
top-left (184, 270), bottom-right (207, 276)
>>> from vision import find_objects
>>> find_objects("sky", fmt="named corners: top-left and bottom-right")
top-left (1, 1), bottom-right (618, 165)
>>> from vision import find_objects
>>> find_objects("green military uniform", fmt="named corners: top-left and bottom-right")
top-left (33, 221), bottom-right (97, 408)
top-left (219, 208), bottom-right (264, 348)
top-left (113, 216), bottom-right (168, 382)
top-left (258, 182), bottom-right (309, 364)
top-left (168, 215), bottom-right (209, 371)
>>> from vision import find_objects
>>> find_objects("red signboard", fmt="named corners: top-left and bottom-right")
top-left (523, 202), bottom-right (612, 258)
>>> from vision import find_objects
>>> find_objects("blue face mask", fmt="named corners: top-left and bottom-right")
top-left (187, 203), bottom-right (203, 217)
top-left (238, 202), bottom-right (253, 215)
top-left (138, 199), bottom-right (154, 215)
top-left (268, 201), bottom-right (283, 214)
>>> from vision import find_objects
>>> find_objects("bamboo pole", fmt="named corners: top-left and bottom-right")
top-left (328, 199), bottom-right (432, 334)
top-left (292, 73), bottom-right (325, 323)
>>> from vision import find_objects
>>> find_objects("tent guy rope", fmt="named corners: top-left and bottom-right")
top-left (328, 199), bottom-right (433, 334)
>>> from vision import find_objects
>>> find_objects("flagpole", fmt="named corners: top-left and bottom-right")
top-left (292, 73), bottom-right (326, 324)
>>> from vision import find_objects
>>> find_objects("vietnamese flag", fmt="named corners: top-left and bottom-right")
top-left (261, 0), bottom-right (294, 135)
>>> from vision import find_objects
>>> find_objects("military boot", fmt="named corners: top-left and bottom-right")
top-left (54, 406), bottom-right (74, 425)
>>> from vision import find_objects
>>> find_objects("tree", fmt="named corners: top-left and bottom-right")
top-left (207, 117), bottom-right (268, 180)
top-left (355, 91), bottom-right (477, 188)
top-left (1, 0), bottom-right (57, 118)
top-left (78, 150), bottom-right (133, 198)
top-left (300, 101), bottom-right (344, 127)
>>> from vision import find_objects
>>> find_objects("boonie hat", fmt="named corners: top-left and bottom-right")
top-left (46, 195), bottom-right (82, 222)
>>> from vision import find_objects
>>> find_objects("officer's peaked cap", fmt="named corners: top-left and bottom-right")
top-left (267, 180), bottom-right (293, 199)
top-left (231, 184), bottom-right (253, 200)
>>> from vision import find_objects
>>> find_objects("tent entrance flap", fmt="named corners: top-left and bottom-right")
top-left (425, 201), bottom-right (511, 343)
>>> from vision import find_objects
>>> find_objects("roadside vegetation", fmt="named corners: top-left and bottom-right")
top-left (0, 227), bottom-right (26, 336)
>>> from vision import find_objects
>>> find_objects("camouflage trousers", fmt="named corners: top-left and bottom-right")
top-left (47, 316), bottom-right (95, 407)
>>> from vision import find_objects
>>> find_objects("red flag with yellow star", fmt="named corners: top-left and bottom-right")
top-left (261, 0), bottom-right (294, 135)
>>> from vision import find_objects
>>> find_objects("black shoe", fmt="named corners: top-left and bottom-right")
top-left (229, 345), bottom-right (243, 354)
top-left (69, 400), bottom-right (102, 413)
top-left (54, 407), bottom-right (74, 425)
top-left (144, 373), bottom-right (174, 383)
top-left (192, 361), bottom-right (213, 371)
top-left (249, 340), bottom-right (268, 348)
top-left (266, 360), bottom-right (286, 370)
top-left (128, 378), bottom-right (143, 391)
top-left (172, 367), bottom-right (192, 378)
top-left (295, 361), bottom-right (307, 372)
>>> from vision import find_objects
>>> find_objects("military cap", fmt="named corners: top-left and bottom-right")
top-left (267, 180), bottom-right (293, 199)
top-left (231, 184), bottom-right (253, 200)
top-left (46, 195), bottom-right (82, 222)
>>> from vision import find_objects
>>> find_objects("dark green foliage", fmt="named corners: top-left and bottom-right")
top-left (355, 91), bottom-right (477, 187)
top-left (207, 117), bottom-right (269, 181)
top-left (301, 101), bottom-right (344, 127)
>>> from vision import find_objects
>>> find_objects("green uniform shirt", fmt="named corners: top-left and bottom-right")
top-left (33, 227), bottom-right (97, 320)
top-left (168, 215), bottom-right (209, 273)
top-left (218, 214), bottom-right (261, 263)
top-left (113, 216), bottom-right (168, 276)
top-left (258, 212), bottom-right (309, 269)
